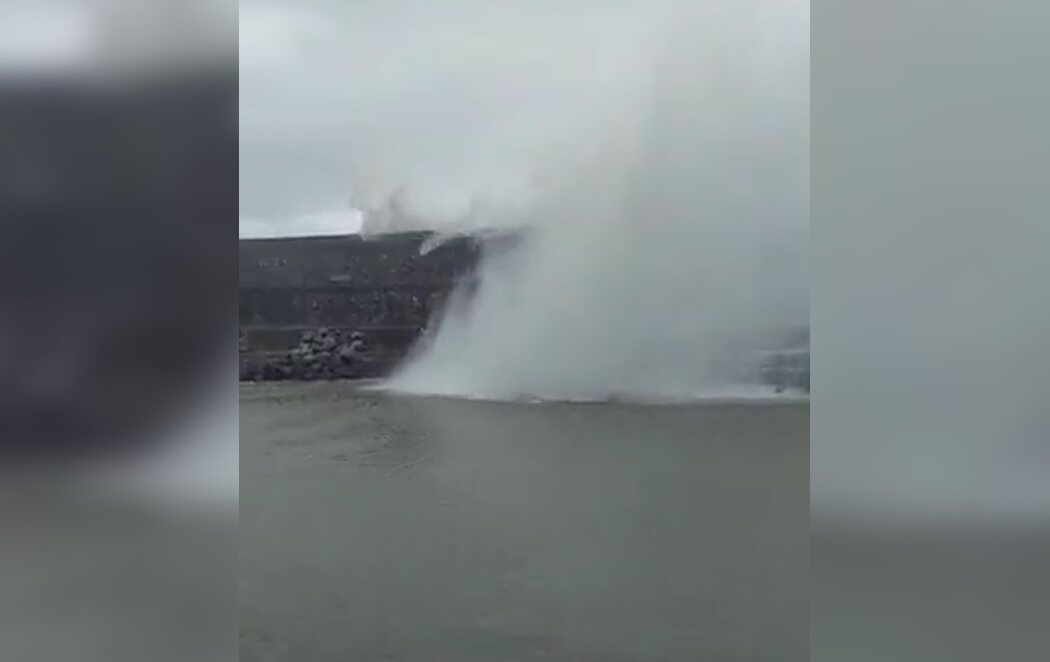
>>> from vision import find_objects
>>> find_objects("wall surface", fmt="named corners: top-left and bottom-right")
top-left (239, 232), bottom-right (485, 381)
top-left (238, 231), bottom-right (808, 389)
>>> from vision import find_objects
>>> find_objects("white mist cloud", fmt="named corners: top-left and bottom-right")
top-left (384, 0), bottom-right (809, 400)
top-left (241, 0), bottom-right (809, 400)
top-left (239, 0), bottom-right (658, 226)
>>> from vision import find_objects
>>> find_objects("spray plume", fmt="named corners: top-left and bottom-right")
top-left (382, 0), bottom-right (808, 401)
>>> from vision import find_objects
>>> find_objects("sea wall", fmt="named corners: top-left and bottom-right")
top-left (238, 231), bottom-right (808, 390)
top-left (239, 232), bottom-right (487, 381)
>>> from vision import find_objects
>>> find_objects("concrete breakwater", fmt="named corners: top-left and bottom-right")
top-left (239, 232), bottom-right (488, 381)
top-left (238, 232), bottom-right (808, 390)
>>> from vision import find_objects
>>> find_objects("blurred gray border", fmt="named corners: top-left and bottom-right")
top-left (812, 0), bottom-right (1050, 659)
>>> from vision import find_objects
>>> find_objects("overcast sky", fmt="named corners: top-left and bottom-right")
top-left (238, 0), bottom-right (666, 237)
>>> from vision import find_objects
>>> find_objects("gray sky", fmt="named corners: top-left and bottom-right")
top-left (238, 0), bottom-right (665, 236)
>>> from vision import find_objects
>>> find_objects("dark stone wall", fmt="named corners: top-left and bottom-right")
top-left (239, 232), bottom-right (485, 381)
top-left (239, 230), bottom-right (808, 390)
top-left (241, 233), bottom-right (479, 292)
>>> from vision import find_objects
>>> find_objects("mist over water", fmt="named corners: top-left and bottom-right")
top-left (239, 0), bottom-right (808, 400)
top-left (386, 0), bottom-right (809, 401)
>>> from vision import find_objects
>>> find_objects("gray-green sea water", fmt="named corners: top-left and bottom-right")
top-left (241, 383), bottom-right (808, 661)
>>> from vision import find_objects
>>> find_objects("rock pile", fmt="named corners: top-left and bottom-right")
top-left (289, 328), bottom-right (368, 379)
top-left (240, 328), bottom-right (378, 382)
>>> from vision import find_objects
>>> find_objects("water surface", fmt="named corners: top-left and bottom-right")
top-left (241, 382), bottom-right (808, 661)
